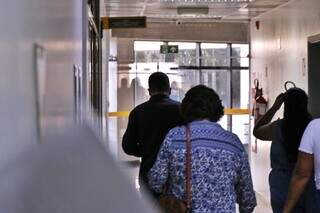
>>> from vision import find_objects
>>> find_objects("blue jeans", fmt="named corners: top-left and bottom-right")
top-left (305, 183), bottom-right (320, 212)
top-left (269, 169), bottom-right (320, 213)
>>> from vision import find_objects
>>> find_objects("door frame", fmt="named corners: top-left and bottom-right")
top-left (308, 33), bottom-right (320, 118)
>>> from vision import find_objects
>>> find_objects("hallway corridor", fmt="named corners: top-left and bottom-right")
top-left (120, 161), bottom-right (272, 213)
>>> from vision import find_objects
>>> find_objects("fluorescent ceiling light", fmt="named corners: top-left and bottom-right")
top-left (177, 6), bottom-right (209, 15)
top-left (161, 0), bottom-right (253, 3)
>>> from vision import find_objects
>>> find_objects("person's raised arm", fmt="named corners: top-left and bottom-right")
top-left (253, 93), bottom-right (284, 140)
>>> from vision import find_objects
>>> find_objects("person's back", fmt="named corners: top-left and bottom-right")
top-left (269, 119), bottom-right (309, 212)
top-left (122, 72), bottom-right (183, 188)
top-left (149, 121), bottom-right (255, 212)
top-left (124, 95), bottom-right (182, 184)
top-left (253, 88), bottom-right (317, 212)
top-left (148, 85), bottom-right (256, 213)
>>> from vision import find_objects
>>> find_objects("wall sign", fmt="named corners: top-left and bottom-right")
top-left (302, 57), bottom-right (306, 76)
top-left (102, 16), bottom-right (146, 29)
top-left (34, 44), bottom-right (47, 143)
top-left (160, 45), bottom-right (179, 54)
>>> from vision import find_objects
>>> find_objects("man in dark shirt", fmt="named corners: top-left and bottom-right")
top-left (122, 72), bottom-right (183, 192)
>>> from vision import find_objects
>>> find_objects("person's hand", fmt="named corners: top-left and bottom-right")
top-left (272, 93), bottom-right (284, 110)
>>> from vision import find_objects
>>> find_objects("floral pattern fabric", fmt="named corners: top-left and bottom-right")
top-left (148, 121), bottom-right (256, 213)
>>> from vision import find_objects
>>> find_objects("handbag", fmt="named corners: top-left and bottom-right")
top-left (158, 126), bottom-right (192, 213)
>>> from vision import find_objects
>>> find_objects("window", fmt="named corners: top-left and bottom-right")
top-left (87, 0), bottom-right (102, 117)
top-left (201, 43), bottom-right (229, 67)
top-left (119, 41), bottom-right (250, 144)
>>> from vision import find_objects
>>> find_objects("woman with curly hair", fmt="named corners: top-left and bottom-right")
top-left (148, 85), bottom-right (256, 213)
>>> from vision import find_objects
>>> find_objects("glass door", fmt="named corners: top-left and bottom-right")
top-left (200, 43), bottom-right (250, 143)
top-left (119, 41), bottom-right (250, 144)
top-left (166, 42), bottom-right (199, 102)
top-left (201, 69), bottom-right (230, 130)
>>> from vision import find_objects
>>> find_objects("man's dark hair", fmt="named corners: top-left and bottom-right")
top-left (181, 85), bottom-right (224, 123)
top-left (148, 72), bottom-right (170, 93)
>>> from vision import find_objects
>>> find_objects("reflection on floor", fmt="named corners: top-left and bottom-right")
top-left (253, 193), bottom-right (272, 213)
top-left (119, 161), bottom-right (272, 213)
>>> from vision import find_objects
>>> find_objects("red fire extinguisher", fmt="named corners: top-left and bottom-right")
top-left (252, 79), bottom-right (268, 153)
top-left (253, 79), bottom-right (268, 124)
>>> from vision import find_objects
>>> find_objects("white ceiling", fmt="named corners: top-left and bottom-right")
top-left (104, 0), bottom-right (290, 22)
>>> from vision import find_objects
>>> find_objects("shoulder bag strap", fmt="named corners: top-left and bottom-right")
top-left (185, 126), bottom-right (192, 211)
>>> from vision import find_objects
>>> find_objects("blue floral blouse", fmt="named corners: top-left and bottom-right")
top-left (148, 121), bottom-right (256, 213)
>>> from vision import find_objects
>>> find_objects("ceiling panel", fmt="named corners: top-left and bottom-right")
top-left (104, 0), bottom-right (291, 22)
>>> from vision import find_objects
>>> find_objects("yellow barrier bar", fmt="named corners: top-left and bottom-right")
top-left (107, 111), bottom-right (130, 117)
top-left (107, 109), bottom-right (250, 117)
top-left (224, 108), bottom-right (250, 115)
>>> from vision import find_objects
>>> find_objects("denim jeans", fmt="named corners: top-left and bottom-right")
top-left (269, 169), bottom-right (320, 213)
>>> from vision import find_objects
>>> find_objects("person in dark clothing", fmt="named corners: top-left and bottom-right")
top-left (253, 88), bottom-right (319, 213)
top-left (122, 72), bottom-right (184, 192)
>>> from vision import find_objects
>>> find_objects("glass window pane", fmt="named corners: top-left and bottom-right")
top-left (232, 44), bottom-right (249, 67)
top-left (168, 69), bottom-right (200, 102)
top-left (134, 41), bottom-right (164, 51)
top-left (232, 115), bottom-right (250, 144)
top-left (168, 42), bottom-right (197, 66)
top-left (232, 70), bottom-right (249, 108)
top-left (118, 71), bottom-right (149, 108)
top-left (168, 42), bottom-right (196, 50)
top-left (118, 74), bottom-right (134, 111)
top-left (158, 62), bottom-right (178, 72)
top-left (132, 74), bottom-right (149, 106)
top-left (202, 70), bottom-right (231, 108)
top-left (201, 43), bottom-right (229, 67)
top-left (218, 115), bottom-right (228, 130)
top-left (134, 41), bottom-right (164, 63)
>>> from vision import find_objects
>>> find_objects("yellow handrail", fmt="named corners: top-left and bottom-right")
top-left (224, 108), bottom-right (250, 115)
top-left (107, 108), bottom-right (250, 117)
top-left (108, 111), bottom-right (130, 117)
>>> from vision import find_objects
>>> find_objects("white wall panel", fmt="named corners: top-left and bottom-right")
top-left (250, 0), bottom-right (320, 201)
top-left (0, 0), bottom-right (83, 168)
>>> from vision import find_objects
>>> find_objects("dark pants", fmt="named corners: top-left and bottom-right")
top-left (269, 169), bottom-right (320, 213)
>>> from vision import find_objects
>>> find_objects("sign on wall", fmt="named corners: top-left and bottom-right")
top-left (34, 44), bottom-right (47, 143)
top-left (160, 45), bottom-right (179, 54)
top-left (102, 16), bottom-right (146, 29)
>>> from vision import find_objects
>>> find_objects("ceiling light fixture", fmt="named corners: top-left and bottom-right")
top-left (177, 6), bottom-right (209, 15)
top-left (161, 0), bottom-right (252, 2)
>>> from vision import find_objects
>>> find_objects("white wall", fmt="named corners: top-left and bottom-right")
top-left (107, 36), bottom-right (119, 157)
top-left (0, 2), bottom-right (157, 212)
top-left (0, 0), bottom-right (83, 168)
top-left (250, 0), bottom-right (320, 201)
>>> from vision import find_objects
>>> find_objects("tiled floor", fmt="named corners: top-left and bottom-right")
top-left (253, 193), bottom-right (272, 213)
top-left (120, 161), bottom-right (272, 213)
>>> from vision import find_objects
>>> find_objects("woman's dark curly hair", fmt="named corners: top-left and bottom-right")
top-left (181, 85), bottom-right (224, 123)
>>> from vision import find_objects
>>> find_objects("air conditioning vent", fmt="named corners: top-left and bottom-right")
top-left (177, 6), bottom-right (209, 15)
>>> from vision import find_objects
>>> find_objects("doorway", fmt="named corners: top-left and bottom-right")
top-left (308, 35), bottom-right (320, 118)
top-left (118, 41), bottom-right (250, 144)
